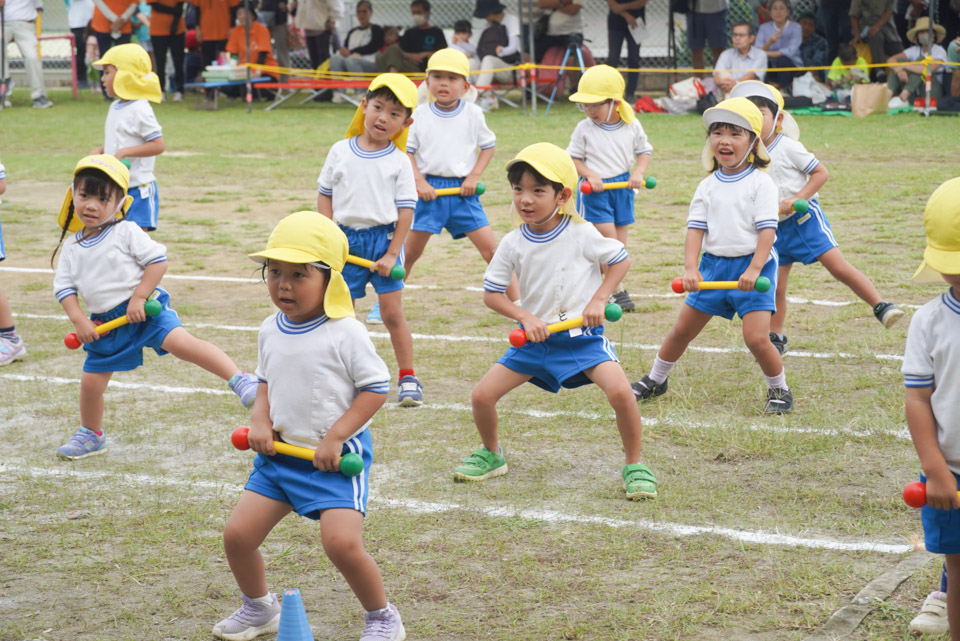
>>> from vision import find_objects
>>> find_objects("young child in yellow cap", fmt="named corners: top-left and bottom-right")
top-left (91, 43), bottom-right (166, 231)
top-left (215, 211), bottom-right (404, 641)
top-left (902, 177), bottom-right (960, 641)
top-left (0, 158), bottom-right (26, 366)
top-left (51, 155), bottom-right (258, 460)
top-left (453, 142), bottom-right (658, 501)
top-left (404, 47), bottom-right (518, 300)
top-left (567, 64), bottom-right (653, 313)
top-left (317, 73), bottom-right (424, 407)
top-left (632, 98), bottom-right (793, 415)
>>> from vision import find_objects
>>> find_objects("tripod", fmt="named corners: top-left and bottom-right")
top-left (544, 34), bottom-right (586, 115)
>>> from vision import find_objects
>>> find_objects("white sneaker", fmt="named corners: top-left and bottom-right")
top-left (479, 93), bottom-right (498, 112)
top-left (0, 336), bottom-right (26, 365)
top-left (910, 591), bottom-right (948, 636)
top-left (331, 92), bottom-right (346, 104)
top-left (888, 96), bottom-right (910, 109)
top-left (172, 91), bottom-right (183, 102)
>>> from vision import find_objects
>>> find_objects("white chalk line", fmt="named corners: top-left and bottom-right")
top-left (0, 265), bottom-right (922, 309)
top-left (0, 373), bottom-right (912, 442)
top-left (0, 463), bottom-right (913, 555)
top-left (12, 312), bottom-right (906, 362)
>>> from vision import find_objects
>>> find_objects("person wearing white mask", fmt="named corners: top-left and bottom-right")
top-left (375, 0), bottom-right (445, 73)
top-left (886, 16), bottom-right (947, 107)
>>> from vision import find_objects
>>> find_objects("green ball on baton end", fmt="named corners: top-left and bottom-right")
top-left (604, 303), bottom-right (623, 322)
top-left (120, 158), bottom-right (131, 169)
top-left (754, 276), bottom-right (771, 293)
top-left (339, 452), bottom-right (364, 477)
top-left (644, 177), bottom-right (657, 189)
top-left (144, 299), bottom-right (163, 316)
top-left (793, 198), bottom-right (809, 214)
top-left (389, 264), bottom-right (406, 280)
top-left (475, 182), bottom-right (486, 196)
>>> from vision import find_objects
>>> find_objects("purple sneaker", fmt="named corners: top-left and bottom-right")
top-left (360, 603), bottom-right (406, 641)
top-left (212, 593), bottom-right (281, 641)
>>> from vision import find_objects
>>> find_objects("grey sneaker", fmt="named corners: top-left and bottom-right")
top-left (0, 336), bottom-right (27, 365)
top-left (212, 593), bottom-right (281, 641)
top-left (397, 375), bottom-right (423, 407)
top-left (763, 387), bottom-right (793, 415)
top-left (769, 332), bottom-right (788, 355)
top-left (361, 603), bottom-right (406, 641)
top-left (32, 96), bottom-right (54, 109)
top-left (56, 427), bottom-right (107, 460)
top-left (453, 447), bottom-right (507, 482)
top-left (631, 375), bottom-right (667, 401)
top-left (873, 302), bottom-right (905, 328)
top-left (229, 372), bottom-right (259, 409)
top-left (610, 289), bottom-right (637, 313)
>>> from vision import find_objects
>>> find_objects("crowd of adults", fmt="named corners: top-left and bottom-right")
top-left (1, 0), bottom-right (958, 108)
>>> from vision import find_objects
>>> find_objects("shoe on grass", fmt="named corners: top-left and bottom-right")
top-left (631, 375), bottom-right (667, 401)
top-left (229, 372), bottom-right (259, 409)
top-left (397, 375), bottom-right (423, 407)
top-left (212, 593), bottom-right (281, 641)
top-left (610, 289), bottom-right (636, 313)
top-left (769, 332), bottom-right (788, 356)
top-left (873, 302), bottom-right (904, 328)
top-left (361, 603), bottom-right (406, 641)
top-left (32, 96), bottom-right (54, 109)
top-left (909, 591), bottom-right (948, 636)
top-left (763, 387), bottom-right (793, 415)
top-left (623, 463), bottom-right (658, 500)
top-left (0, 336), bottom-right (27, 366)
top-left (56, 427), bottom-right (107, 460)
top-left (453, 447), bottom-right (507, 482)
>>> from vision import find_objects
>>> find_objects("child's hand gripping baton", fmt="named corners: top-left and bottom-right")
top-left (671, 276), bottom-right (772, 294)
top-left (427, 182), bottom-right (486, 197)
top-left (346, 254), bottom-right (406, 280)
top-left (902, 481), bottom-right (960, 508)
top-left (509, 303), bottom-right (623, 348)
top-left (580, 177), bottom-right (657, 195)
top-left (230, 427), bottom-right (364, 477)
top-left (64, 298), bottom-right (163, 349)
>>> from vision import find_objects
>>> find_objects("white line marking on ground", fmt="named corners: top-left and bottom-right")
top-left (0, 373), bottom-right (911, 441)
top-left (12, 313), bottom-right (906, 362)
top-left (0, 464), bottom-right (914, 554)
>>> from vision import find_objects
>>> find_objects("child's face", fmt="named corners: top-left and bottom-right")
top-left (361, 95), bottom-right (413, 144)
top-left (709, 124), bottom-right (755, 172)
top-left (756, 104), bottom-right (782, 141)
top-left (453, 30), bottom-right (470, 43)
top-left (72, 181), bottom-right (123, 230)
top-left (384, 28), bottom-right (398, 45)
top-left (101, 64), bottom-right (118, 98)
top-left (580, 99), bottom-right (620, 125)
top-left (426, 70), bottom-right (468, 104)
top-left (266, 260), bottom-right (328, 323)
top-left (511, 170), bottom-right (570, 229)
top-left (942, 272), bottom-right (960, 291)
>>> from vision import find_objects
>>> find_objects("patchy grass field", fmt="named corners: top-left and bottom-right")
top-left (1, 86), bottom-right (959, 641)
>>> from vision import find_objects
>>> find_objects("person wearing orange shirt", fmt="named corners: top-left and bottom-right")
top-left (188, 0), bottom-right (240, 68)
top-left (90, 0), bottom-right (138, 95)
top-left (222, 5), bottom-right (278, 97)
top-left (148, 0), bottom-right (186, 100)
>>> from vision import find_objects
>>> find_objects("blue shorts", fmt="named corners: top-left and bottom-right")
top-left (411, 175), bottom-right (489, 239)
top-left (775, 200), bottom-right (839, 266)
top-left (577, 172), bottom-right (636, 226)
top-left (921, 472), bottom-right (960, 555)
top-left (686, 10), bottom-right (728, 50)
top-left (244, 429), bottom-right (373, 518)
top-left (125, 181), bottom-right (159, 231)
top-left (497, 325), bottom-right (619, 393)
top-left (685, 251), bottom-right (778, 320)
top-left (340, 224), bottom-right (405, 300)
top-left (82, 287), bottom-right (183, 373)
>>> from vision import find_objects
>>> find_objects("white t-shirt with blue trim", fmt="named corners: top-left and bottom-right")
top-left (53, 220), bottom-right (167, 313)
top-left (687, 165), bottom-right (779, 257)
top-left (766, 134), bottom-right (821, 217)
top-left (406, 100), bottom-right (496, 177)
top-left (104, 99), bottom-right (163, 187)
top-left (317, 137), bottom-right (418, 230)
top-left (484, 215), bottom-right (627, 325)
top-left (255, 313), bottom-right (390, 448)
top-left (566, 118), bottom-right (653, 179)
top-left (902, 288), bottom-right (960, 474)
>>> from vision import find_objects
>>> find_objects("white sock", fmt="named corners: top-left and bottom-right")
top-left (649, 356), bottom-right (676, 384)
top-left (249, 594), bottom-right (274, 605)
top-left (764, 369), bottom-right (788, 390)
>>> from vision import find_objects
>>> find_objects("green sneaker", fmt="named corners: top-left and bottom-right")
top-left (623, 463), bottom-right (658, 500)
top-left (453, 447), bottom-right (507, 482)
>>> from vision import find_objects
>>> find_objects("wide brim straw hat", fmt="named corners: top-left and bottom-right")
top-left (474, 0), bottom-right (507, 18)
top-left (344, 73), bottom-right (418, 150)
top-left (93, 43), bottom-right (162, 103)
top-left (568, 64), bottom-right (636, 124)
top-left (728, 79), bottom-right (800, 139)
top-left (700, 97), bottom-right (771, 171)
top-left (912, 177), bottom-right (960, 283)
top-left (505, 143), bottom-right (584, 221)
top-left (907, 17), bottom-right (946, 44)
top-left (249, 211), bottom-right (355, 318)
top-left (57, 155), bottom-right (134, 233)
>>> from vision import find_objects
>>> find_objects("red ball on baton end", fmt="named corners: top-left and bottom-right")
top-left (231, 427), bottom-right (251, 451)
top-left (671, 277), bottom-right (685, 294)
top-left (903, 481), bottom-right (927, 508)
top-left (64, 333), bottom-right (82, 350)
top-left (509, 328), bottom-right (528, 348)
top-left (580, 181), bottom-right (594, 195)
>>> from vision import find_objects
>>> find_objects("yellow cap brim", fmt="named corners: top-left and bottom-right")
top-left (912, 245), bottom-right (960, 283)
top-left (427, 64), bottom-right (470, 79)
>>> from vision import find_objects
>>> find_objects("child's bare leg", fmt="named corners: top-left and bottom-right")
top-left (79, 370), bottom-right (113, 431)
top-left (402, 230), bottom-right (432, 280)
top-left (465, 226), bottom-right (519, 301)
top-left (320, 508), bottom-right (386, 611)
top-left (160, 327), bottom-right (240, 380)
top-left (944, 554), bottom-right (960, 641)
top-left (471, 364), bottom-right (531, 453)
top-left (0, 290), bottom-right (14, 328)
top-left (742, 311), bottom-right (783, 377)
top-left (771, 263), bottom-right (792, 335)
top-left (223, 491), bottom-right (292, 597)
top-left (378, 290), bottom-right (412, 371)
top-left (585, 360), bottom-right (642, 464)
top-left (657, 305), bottom-right (713, 362)
top-left (817, 247), bottom-right (883, 307)
top-left (615, 225), bottom-right (628, 247)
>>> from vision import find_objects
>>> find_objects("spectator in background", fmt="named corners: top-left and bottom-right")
top-left (757, 0), bottom-right (802, 89)
top-left (450, 19), bottom-right (479, 70)
top-left (225, 5), bottom-right (277, 72)
top-left (686, 0), bottom-right (728, 76)
top-left (949, 36), bottom-right (960, 97)
top-left (184, 26), bottom-right (203, 81)
top-left (189, 0), bottom-right (241, 70)
top-left (0, 0), bottom-right (54, 107)
top-left (606, 0), bottom-right (647, 101)
top-left (474, 0), bottom-right (521, 111)
top-left (382, 24), bottom-right (398, 49)
top-left (535, 0), bottom-right (584, 62)
top-left (294, 0), bottom-right (342, 69)
top-left (850, 0), bottom-right (903, 81)
top-left (148, 0), bottom-right (186, 101)
top-left (714, 21), bottom-right (767, 95)
top-left (886, 16), bottom-right (946, 107)
top-left (819, 0), bottom-right (852, 61)
top-left (259, 0), bottom-right (290, 76)
top-left (376, 0), bottom-right (446, 73)
top-left (89, 0), bottom-right (138, 96)
top-left (827, 41), bottom-right (869, 89)
top-left (132, 1), bottom-right (153, 65)
top-left (67, 0), bottom-right (96, 89)
top-left (328, 1), bottom-right (383, 81)
top-left (798, 11), bottom-right (829, 77)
